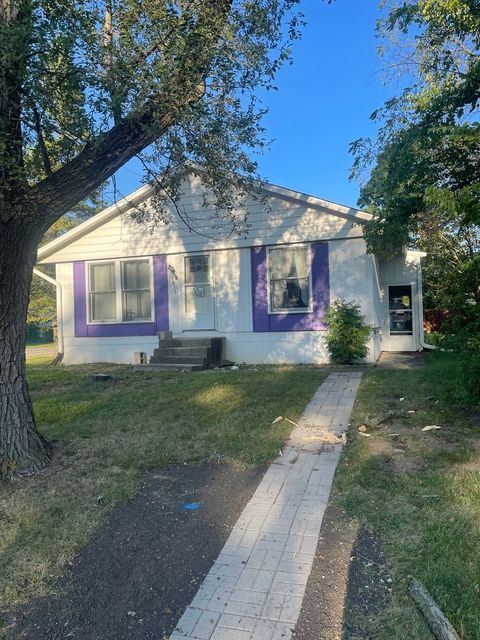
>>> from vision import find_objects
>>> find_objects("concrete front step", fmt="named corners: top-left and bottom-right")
top-left (144, 336), bottom-right (226, 372)
top-left (133, 363), bottom-right (204, 372)
top-left (150, 355), bottom-right (207, 365)
top-left (159, 338), bottom-right (215, 348)
top-left (152, 346), bottom-right (212, 359)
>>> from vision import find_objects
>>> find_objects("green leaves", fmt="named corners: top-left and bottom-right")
top-left (1, 0), bottom-right (305, 218)
top-left (325, 300), bottom-right (371, 364)
top-left (351, 2), bottom-right (480, 334)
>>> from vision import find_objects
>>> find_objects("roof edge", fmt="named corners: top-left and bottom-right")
top-left (38, 171), bottom-right (371, 263)
top-left (257, 180), bottom-right (372, 222)
top-left (405, 249), bottom-right (427, 258)
top-left (37, 182), bottom-right (156, 262)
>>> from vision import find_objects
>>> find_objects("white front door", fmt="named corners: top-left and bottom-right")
top-left (183, 253), bottom-right (215, 330)
top-left (386, 284), bottom-right (417, 351)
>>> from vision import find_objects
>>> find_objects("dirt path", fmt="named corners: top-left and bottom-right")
top-left (294, 503), bottom-right (391, 640)
top-left (3, 464), bottom-right (265, 640)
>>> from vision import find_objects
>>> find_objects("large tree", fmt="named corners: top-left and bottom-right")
top-left (350, 0), bottom-right (480, 328)
top-left (0, 0), bottom-right (306, 475)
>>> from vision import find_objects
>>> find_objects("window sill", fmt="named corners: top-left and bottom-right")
top-left (268, 308), bottom-right (313, 315)
top-left (87, 320), bottom-right (154, 325)
top-left (390, 331), bottom-right (413, 336)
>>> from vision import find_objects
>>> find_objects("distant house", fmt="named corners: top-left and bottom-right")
top-left (37, 172), bottom-right (426, 367)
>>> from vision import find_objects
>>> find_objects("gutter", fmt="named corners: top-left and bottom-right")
top-left (32, 267), bottom-right (64, 363)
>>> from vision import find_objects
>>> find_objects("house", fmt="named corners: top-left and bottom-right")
top-left (36, 172), bottom-right (426, 367)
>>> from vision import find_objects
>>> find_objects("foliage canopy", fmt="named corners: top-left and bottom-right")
top-left (1, 0), bottom-right (306, 231)
top-left (350, 0), bottom-right (480, 332)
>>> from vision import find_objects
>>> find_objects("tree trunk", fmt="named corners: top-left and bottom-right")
top-left (0, 214), bottom-right (51, 476)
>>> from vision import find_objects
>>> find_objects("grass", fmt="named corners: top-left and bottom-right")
top-left (0, 363), bottom-right (326, 612)
top-left (333, 352), bottom-right (480, 639)
top-left (25, 343), bottom-right (56, 366)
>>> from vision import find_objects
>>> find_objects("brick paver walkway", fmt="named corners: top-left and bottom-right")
top-left (170, 372), bottom-right (363, 640)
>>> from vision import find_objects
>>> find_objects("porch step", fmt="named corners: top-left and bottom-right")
top-left (140, 335), bottom-right (226, 372)
top-left (133, 363), bottom-right (204, 372)
top-left (150, 354), bottom-right (207, 366)
top-left (159, 338), bottom-right (219, 348)
top-left (152, 346), bottom-right (213, 359)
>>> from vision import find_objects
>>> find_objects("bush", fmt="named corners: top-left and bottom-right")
top-left (451, 324), bottom-right (480, 407)
top-left (458, 352), bottom-right (480, 408)
top-left (428, 325), bottom-right (480, 408)
top-left (424, 331), bottom-right (445, 347)
top-left (325, 300), bottom-right (371, 364)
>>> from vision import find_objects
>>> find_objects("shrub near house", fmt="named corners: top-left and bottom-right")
top-left (325, 300), bottom-right (371, 364)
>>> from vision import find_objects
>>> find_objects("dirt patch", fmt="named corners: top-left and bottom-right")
top-left (294, 503), bottom-right (358, 640)
top-left (1, 463), bottom-right (265, 640)
top-left (356, 432), bottom-right (428, 474)
top-left (343, 527), bottom-right (393, 639)
top-left (294, 503), bottom-right (393, 640)
top-left (382, 454), bottom-right (428, 474)
top-left (367, 437), bottom-right (397, 456)
top-left (376, 352), bottom-right (426, 370)
top-left (453, 458), bottom-right (480, 472)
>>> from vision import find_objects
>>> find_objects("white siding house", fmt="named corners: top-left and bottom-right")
top-left (37, 173), bottom-right (426, 366)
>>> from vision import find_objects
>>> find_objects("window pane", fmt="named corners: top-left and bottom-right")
top-left (269, 247), bottom-right (309, 279)
top-left (91, 292), bottom-right (116, 321)
top-left (269, 246), bottom-right (310, 312)
top-left (123, 290), bottom-right (152, 321)
top-left (122, 260), bottom-right (150, 290)
top-left (389, 310), bottom-right (413, 334)
top-left (185, 255), bottom-right (209, 284)
top-left (90, 263), bottom-right (115, 292)
top-left (388, 285), bottom-right (412, 310)
top-left (271, 277), bottom-right (310, 311)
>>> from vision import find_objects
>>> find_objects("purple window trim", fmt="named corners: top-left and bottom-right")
top-left (73, 255), bottom-right (169, 337)
top-left (251, 242), bottom-right (330, 332)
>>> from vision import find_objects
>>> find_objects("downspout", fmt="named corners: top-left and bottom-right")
top-left (32, 267), bottom-right (64, 363)
top-left (416, 257), bottom-right (436, 351)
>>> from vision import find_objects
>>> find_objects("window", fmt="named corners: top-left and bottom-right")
top-left (89, 262), bottom-right (116, 322)
top-left (268, 245), bottom-right (311, 313)
top-left (88, 259), bottom-right (153, 323)
top-left (121, 260), bottom-right (152, 321)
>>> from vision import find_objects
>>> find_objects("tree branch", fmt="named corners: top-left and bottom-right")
top-left (32, 106), bottom-right (52, 176)
top-left (29, 81), bottom-right (206, 226)
top-left (102, 0), bottom-right (122, 123)
top-left (27, 0), bottom-right (231, 228)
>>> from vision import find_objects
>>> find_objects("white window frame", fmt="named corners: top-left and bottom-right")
top-left (266, 243), bottom-right (313, 315)
top-left (86, 257), bottom-right (155, 324)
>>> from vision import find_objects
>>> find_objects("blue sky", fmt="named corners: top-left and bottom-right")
top-left (116, 1), bottom-right (390, 209)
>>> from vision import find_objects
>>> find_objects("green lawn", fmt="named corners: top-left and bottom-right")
top-left (4, 353), bottom-right (478, 637)
top-left (0, 363), bottom-right (326, 612)
top-left (333, 352), bottom-right (480, 639)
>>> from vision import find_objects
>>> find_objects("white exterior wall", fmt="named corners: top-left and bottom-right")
top-left (57, 239), bottom-right (380, 366)
top-left (328, 238), bottom-right (380, 363)
top-left (49, 175), bottom-right (425, 365)
top-left (370, 256), bottom-right (384, 361)
top-left (40, 175), bottom-right (362, 265)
